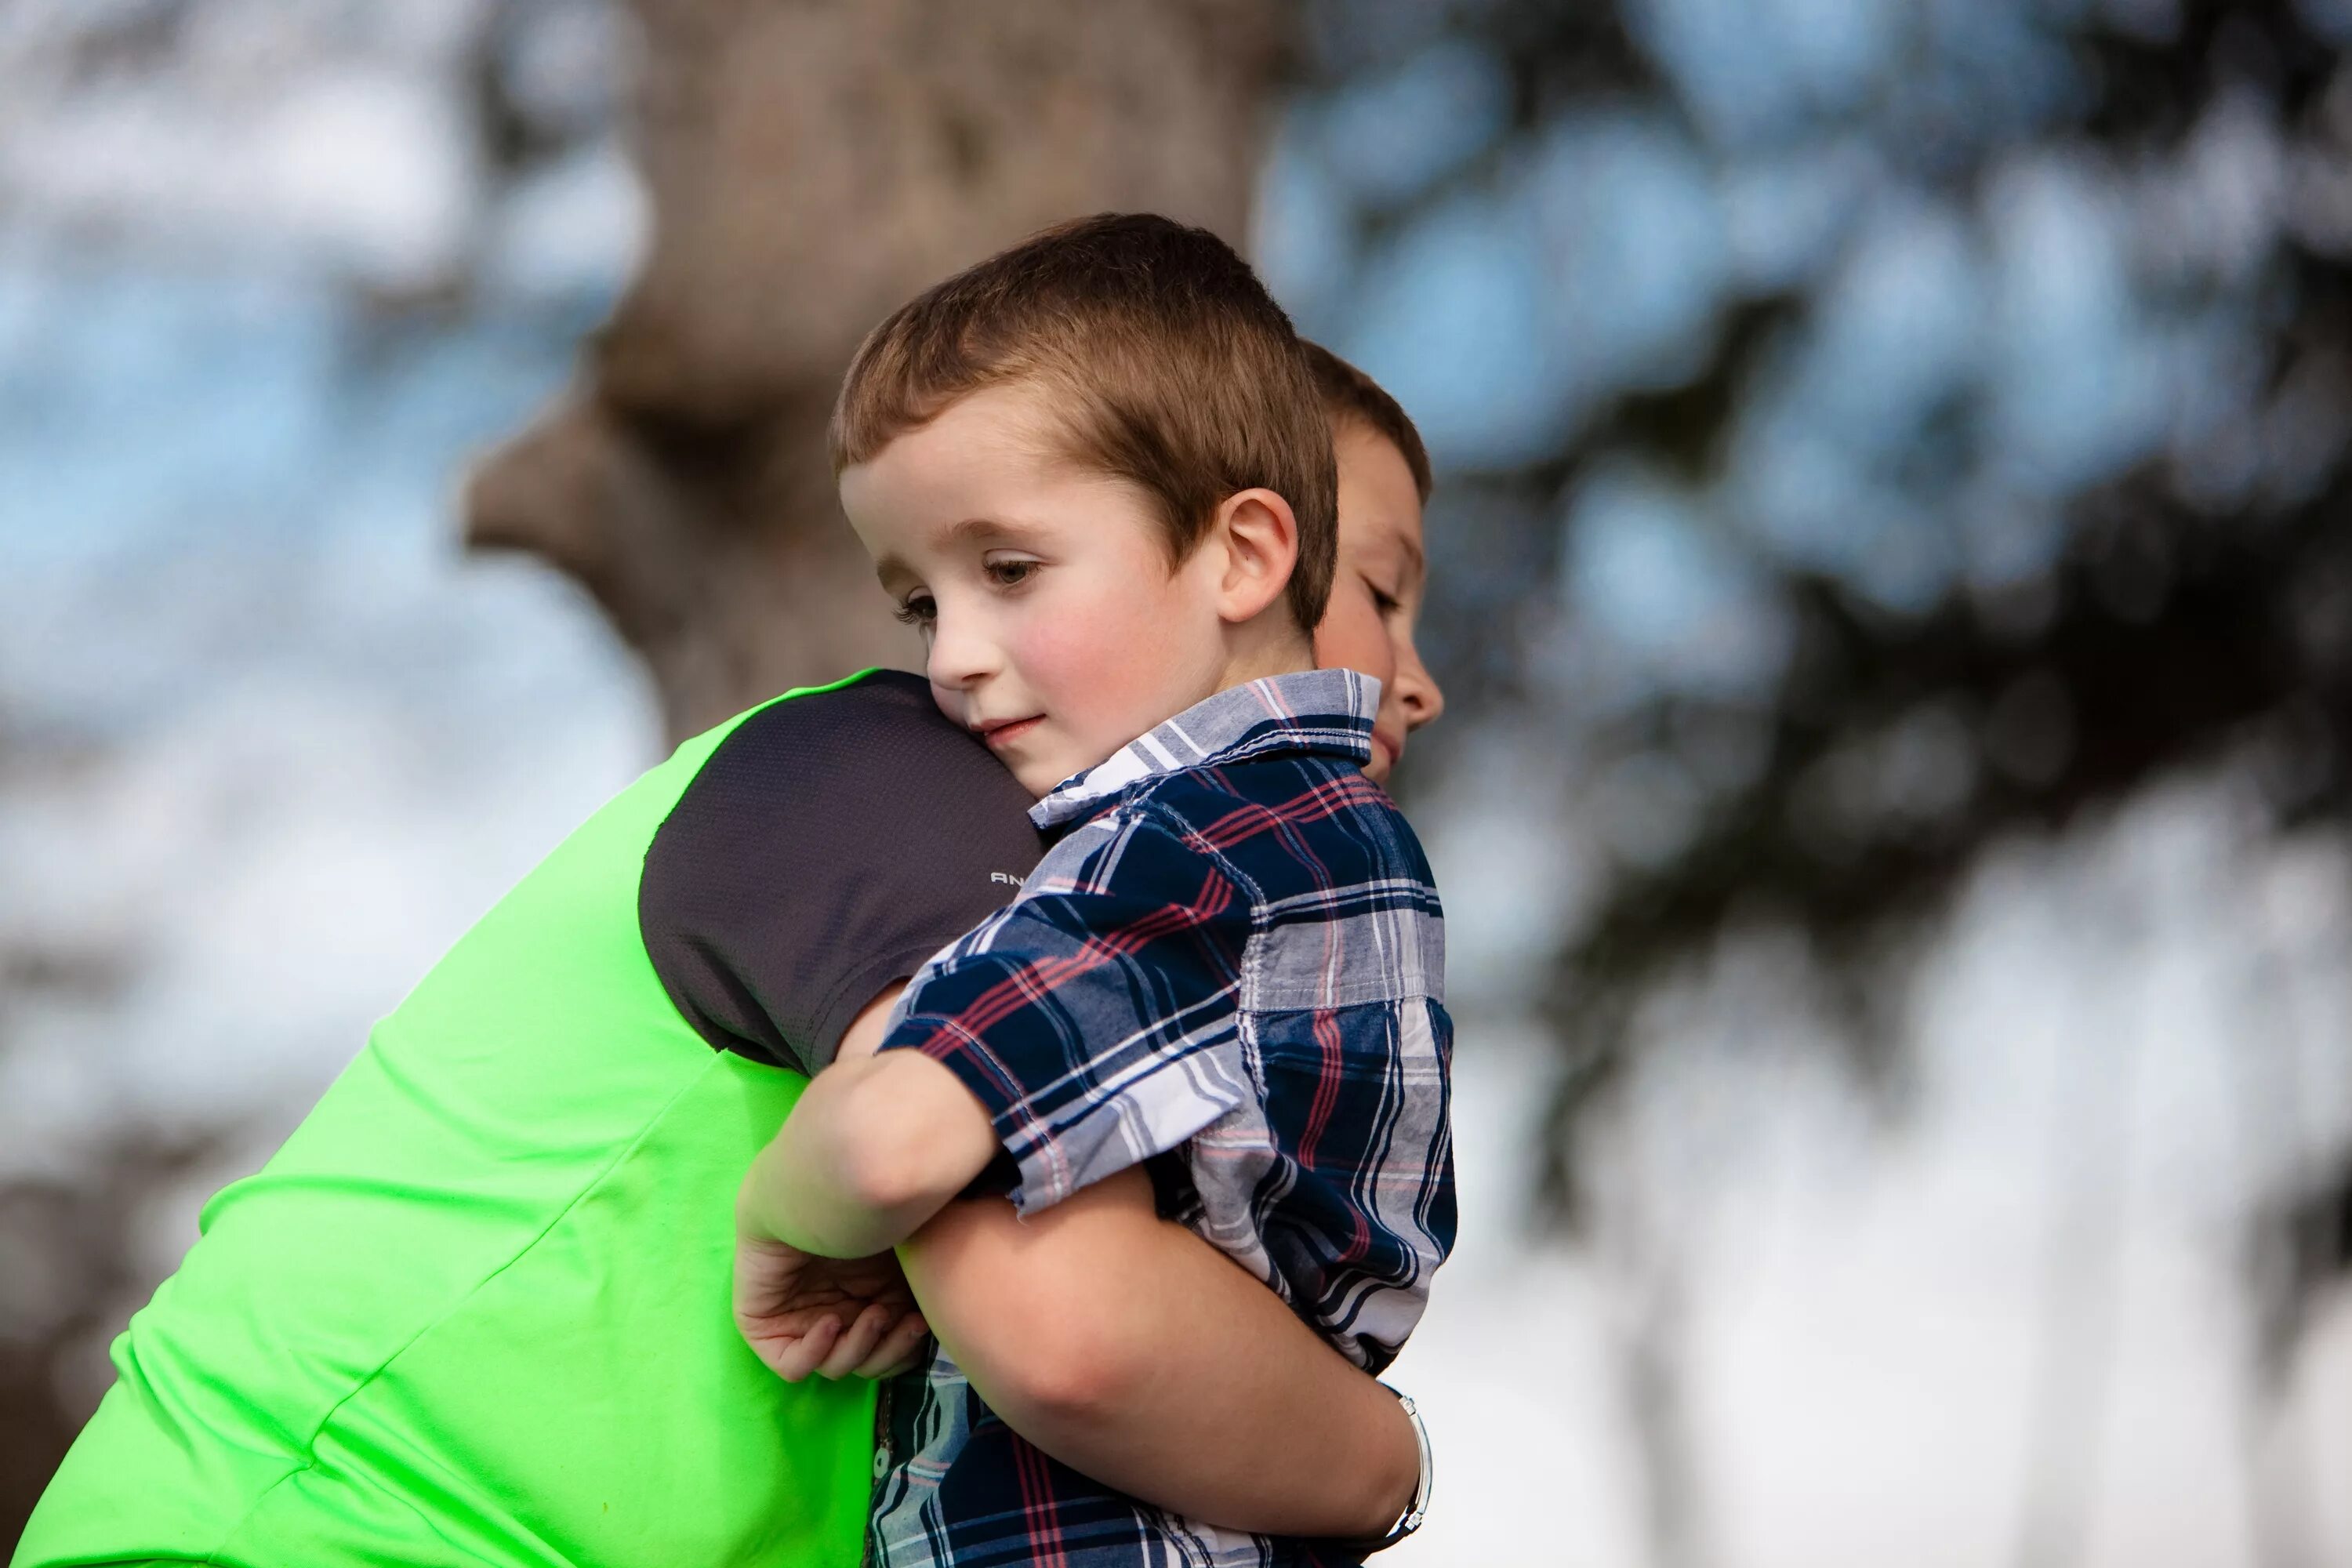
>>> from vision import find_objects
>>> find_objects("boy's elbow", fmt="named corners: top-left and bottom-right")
top-left (988, 1314), bottom-right (1140, 1429)
top-left (961, 1265), bottom-right (1149, 1429)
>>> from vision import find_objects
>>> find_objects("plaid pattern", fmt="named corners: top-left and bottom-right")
top-left (868, 670), bottom-right (1455, 1568)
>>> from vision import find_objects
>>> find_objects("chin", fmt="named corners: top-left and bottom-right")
top-left (1013, 760), bottom-right (1069, 798)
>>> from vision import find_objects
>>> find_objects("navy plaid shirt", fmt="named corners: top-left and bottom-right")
top-left (867, 669), bottom-right (1456, 1568)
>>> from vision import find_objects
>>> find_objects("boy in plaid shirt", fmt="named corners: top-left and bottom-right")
top-left (737, 214), bottom-right (1454, 1567)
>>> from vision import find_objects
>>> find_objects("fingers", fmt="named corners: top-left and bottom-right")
top-left (746, 1305), bottom-right (928, 1383)
top-left (816, 1301), bottom-right (899, 1381)
top-left (764, 1315), bottom-right (841, 1382)
top-left (855, 1311), bottom-right (932, 1379)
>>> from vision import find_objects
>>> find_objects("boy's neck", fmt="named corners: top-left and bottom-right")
top-left (1210, 632), bottom-right (1316, 700)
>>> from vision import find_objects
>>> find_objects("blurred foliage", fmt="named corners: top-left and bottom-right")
top-left (1290, 0), bottom-right (2351, 1242)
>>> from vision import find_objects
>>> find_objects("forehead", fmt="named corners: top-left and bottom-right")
top-left (1334, 422), bottom-right (1427, 566)
top-left (840, 383), bottom-right (1152, 572)
top-left (844, 389), bottom-right (1058, 530)
top-left (848, 383), bottom-right (1061, 491)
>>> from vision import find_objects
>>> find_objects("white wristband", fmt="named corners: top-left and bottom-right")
top-left (1362, 1383), bottom-right (1432, 1554)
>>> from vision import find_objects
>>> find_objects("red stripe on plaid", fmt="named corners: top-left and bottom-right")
top-left (1298, 1007), bottom-right (1346, 1168)
top-left (1013, 1433), bottom-right (1070, 1568)
top-left (907, 864), bottom-right (1238, 1080)
top-left (1186, 771), bottom-right (1385, 856)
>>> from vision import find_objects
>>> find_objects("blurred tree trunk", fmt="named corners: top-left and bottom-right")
top-left (466, 0), bottom-right (1290, 742)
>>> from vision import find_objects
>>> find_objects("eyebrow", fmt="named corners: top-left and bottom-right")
top-left (1397, 532), bottom-right (1428, 586)
top-left (872, 516), bottom-right (1051, 587)
top-left (940, 515), bottom-right (1048, 550)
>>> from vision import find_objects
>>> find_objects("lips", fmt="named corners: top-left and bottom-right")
top-left (976, 716), bottom-right (1044, 748)
top-left (1371, 729), bottom-right (1404, 770)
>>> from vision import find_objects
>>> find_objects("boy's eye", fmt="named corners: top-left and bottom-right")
top-left (985, 559), bottom-right (1040, 588)
top-left (1367, 579), bottom-right (1403, 615)
top-left (893, 591), bottom-right (938, 627)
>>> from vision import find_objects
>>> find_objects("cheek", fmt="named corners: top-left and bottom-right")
top-left (1004, 607), bottom-right (1095, 701)
top-left (1009, 580), bottom-right (1166, 719)
top-left (1312, 589), bottom-right (1397, 691)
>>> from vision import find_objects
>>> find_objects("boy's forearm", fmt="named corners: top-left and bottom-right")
top-left (898, 1170), bottom-right (1420, 1539)
top-left (741, 1051), bottom-right (1000, 1258)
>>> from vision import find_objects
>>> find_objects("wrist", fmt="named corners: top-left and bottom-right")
top-left (1362, 1388), bottom-right (1421, 1532)
top-left (1334, 1385), bottom-right (1431, 1554)
top-left (735, 1147), bottom-right (786, 1244)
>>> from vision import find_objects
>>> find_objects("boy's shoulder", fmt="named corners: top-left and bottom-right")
top-left (1053, 752), bottom-right (1438, 916)
top-left (1014, 668), bottom-right (1436, 919)
top-left (1128, 746), bottom-right (1409, 832)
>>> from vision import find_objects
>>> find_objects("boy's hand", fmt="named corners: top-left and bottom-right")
top-left (733, 1232), bottom-right (932, 1381)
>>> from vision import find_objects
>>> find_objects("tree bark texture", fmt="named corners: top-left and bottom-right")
top-left (466, 0), bottom-right (1290, 742)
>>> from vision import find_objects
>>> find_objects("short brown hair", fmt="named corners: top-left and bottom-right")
top-left (1301, 341), bottom-right (1433, 503)
top-left (830, 213), bottom-right (1337, 630)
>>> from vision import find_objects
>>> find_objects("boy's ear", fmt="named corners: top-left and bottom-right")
top-left (1207, 488), bottom-right (1301, 630)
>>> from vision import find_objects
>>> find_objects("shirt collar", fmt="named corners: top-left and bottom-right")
top-left (1029, 668), bottom-right (1381, 829)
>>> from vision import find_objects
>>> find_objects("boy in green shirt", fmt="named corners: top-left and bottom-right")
top-left (14, 670), bottom-right (1415, 1567)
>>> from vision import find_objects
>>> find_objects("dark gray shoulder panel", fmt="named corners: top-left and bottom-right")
top-left (640, 670), bottom-right (1044, 1074)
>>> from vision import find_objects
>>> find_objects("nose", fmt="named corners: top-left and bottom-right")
top-left (1392, 633), bottom-right (1446, 733)
top-left (924, 603), bottom-right (1000, 694)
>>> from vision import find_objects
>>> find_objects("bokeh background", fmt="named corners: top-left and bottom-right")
top-left (5, 2), bottom-right (2351, 1563)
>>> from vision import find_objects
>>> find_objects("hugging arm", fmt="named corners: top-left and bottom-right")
top-left (737, 989), bottom-right (1422, 1541)
top-left (736, 1040), bottom-right (998, 1258)
top-left (901, 1172), bottom-right (1421, 1541)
